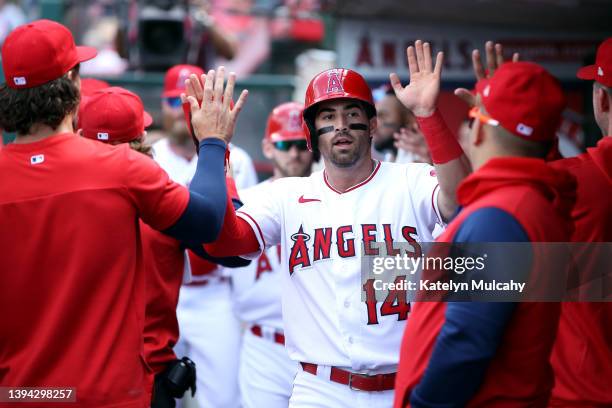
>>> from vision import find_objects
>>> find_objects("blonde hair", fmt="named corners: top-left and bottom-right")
top-left (126, 138), bottom-right (153, 158)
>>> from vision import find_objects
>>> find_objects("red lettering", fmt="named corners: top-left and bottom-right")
top-left (356, 36), bottom-right (374, 66)
top-left (313, 228), bottom-right (333, 261)
top-left (363, 278), bottom-right (379, 325)
top-left (255, 251), bottom-right (272, 280)
top-left (327, 71), bottom-right (345, 93)
top-left (401, 226), bottom-right (422, 257)
top-left (361, 224), bottom-right (379, 256)
top-left (363, 276), bottom-right (411, 325)
top-left (288, 226), bottom-right (311, 274)
top-left (382, 41), bottom-right (396, 67)
top-left (382, 224), bottom-right (400, 256)
top-left (380, 276), bottom-right (410, 321)
top-left (337, 225), bottom-right (355, 258)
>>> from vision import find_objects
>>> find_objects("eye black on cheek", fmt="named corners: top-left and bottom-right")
top-left (317, 126), bottom-right (335, 136)
top-left (348, 123), bottom-right (368, 131)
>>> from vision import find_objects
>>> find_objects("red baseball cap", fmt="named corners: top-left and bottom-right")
top-left (80, 78), bottom-right (111, 97)
top-left (475, 62), bottom-right (566, 143)
top-left (2, 19), bottom-right (97, 89)
top-left (162, 64), bottom-right (205, 98)
top-left (80, 87), bottom-right (153, 144)
top-left (77, 78), bottom-right (111, 129)
top-left (265, 102), bottom-right (306, 142)
top-left (577, 38), bottom-right (612, 87)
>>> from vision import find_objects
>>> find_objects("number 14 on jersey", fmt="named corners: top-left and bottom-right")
top-left (363, 276), bottom-right (410, 325)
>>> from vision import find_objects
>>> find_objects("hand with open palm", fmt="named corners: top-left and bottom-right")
top-left (181, 66), bottom-right (249, 145)
top-left (454, 41), bottom-right (520, 107)
top-left (390, 40), bottom-right (443, 118)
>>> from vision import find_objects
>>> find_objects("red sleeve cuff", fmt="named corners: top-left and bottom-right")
top-left (416, 110), bottom-right (464, 164)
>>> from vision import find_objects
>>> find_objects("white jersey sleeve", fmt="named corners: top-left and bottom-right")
top-left (235, 178), bottom-right (287, 258)
top-left (404, 163), bottom-right (444, 236)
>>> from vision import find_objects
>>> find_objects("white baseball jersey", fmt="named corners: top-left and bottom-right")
top-left (236, 160), bottom-right (443, 372)
top-left (231, 179), bottom-right (284, 330)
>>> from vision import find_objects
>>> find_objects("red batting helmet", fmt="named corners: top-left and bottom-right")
top-left (163, 64), bottom-right (205, 98)
top-left (265, 102), bottom-right (306, 142)
top-left (302, 68), bottom-right (376, 151)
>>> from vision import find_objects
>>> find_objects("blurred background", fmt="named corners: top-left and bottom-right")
top-left (1, 0), bottom-right (611, 178)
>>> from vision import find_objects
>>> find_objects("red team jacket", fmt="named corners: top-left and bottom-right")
top-left (141, 176), bottom-right (241, 397)
top-left (141, 222), bottom-right (185, 393)
top-left (0, 133), bottom-right (189, 407)
top-left (394, 157), bottom-right (576, 408)
top-left (548, 136), bottom-right (612, 408)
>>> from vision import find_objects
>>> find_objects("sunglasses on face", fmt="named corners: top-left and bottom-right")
top-left (273, 140), bottom-right (308, 151)
top-left (164, 97), bottom-right (183, 109)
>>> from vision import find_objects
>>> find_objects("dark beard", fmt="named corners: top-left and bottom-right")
top-left (329, 148), bottom-right (360, 167)
top-left (169, 123), bottom-right (192, 146)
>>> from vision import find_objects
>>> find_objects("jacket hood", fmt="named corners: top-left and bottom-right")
top-left (457, 156), bottom-right (577, 220)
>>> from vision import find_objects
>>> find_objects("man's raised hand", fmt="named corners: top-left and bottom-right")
top-left (389, 40), bottom-right (444, 118)
top-left (181, 66), bottom-right (248, 145)
top-left (454, 41), bottom-right (520, 107)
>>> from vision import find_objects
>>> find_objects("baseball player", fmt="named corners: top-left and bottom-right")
top-left (78, 86), bottom-right (249, 408)
top-left (548, 38), bottom-right (612, 407)
top-left (394, 61), bottom-right (575, 407)
top-left (231, 102), bottom-right (313, 408)
top-left (156, 64), bottom-right (257, 188)
top-left (373, 87), bottom-right (429, 164)
top-left (0, 20), bottom-right (244, 407)
top-left (154, 64), bottom-right (256, 408)
top-left (191, 41), bottom-right (471, 407)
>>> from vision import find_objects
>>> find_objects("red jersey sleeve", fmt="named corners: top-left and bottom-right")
top-left (123, 146), bottom-right (190, 230)
top-left (204, 193), bottom-right (259, 257)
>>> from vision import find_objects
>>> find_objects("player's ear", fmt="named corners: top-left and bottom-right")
top-left (76, 129), bottom-right (83, 137)
top-left (369, 116), bottom-right (378, 135)
top-left (595, 85), bottom-right (610, 114)
top-left (262, 139), bottom-right (274, 160)
top-left (476, 127), bottom-right (486, 146)
top-left (470, 120), bottom-right (485, 147)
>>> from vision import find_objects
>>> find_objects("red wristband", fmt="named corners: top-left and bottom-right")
top-left (416, 110), bottom-right (464, 164)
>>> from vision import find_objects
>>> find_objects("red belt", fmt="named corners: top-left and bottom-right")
top-left (300, 362), bottom-right (396, 392)
top-left (250, 325), bottom-right (285, 345)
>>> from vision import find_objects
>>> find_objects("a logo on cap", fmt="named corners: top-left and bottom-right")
top-left (483, 85), bottom-right (491, 97)
top-left (287, 110), bottom-right (302, 131)
top-left (176, 69), bottom-right (191, 90)
top-left (516, 123), bottom-right (533, 136)
top-left (13, 77), bottom-right (26, 86)
top-left (598, 66), bottom-right (604, 77)
top-left (327, 71), bottom-right (344, 94)
top-left (30, 154), bottom-right (44, 165)
top-left (97, 132), bottom-right (109, 140)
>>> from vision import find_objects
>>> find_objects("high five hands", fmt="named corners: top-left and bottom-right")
top-left (390, 40), bottom-right (443, 118)
top-left (454, 41), bottom-right (520, 107)
top-left (181, 66), bottom-right (249, 145)
top-left (390, 40), bottom-right (520, 113)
